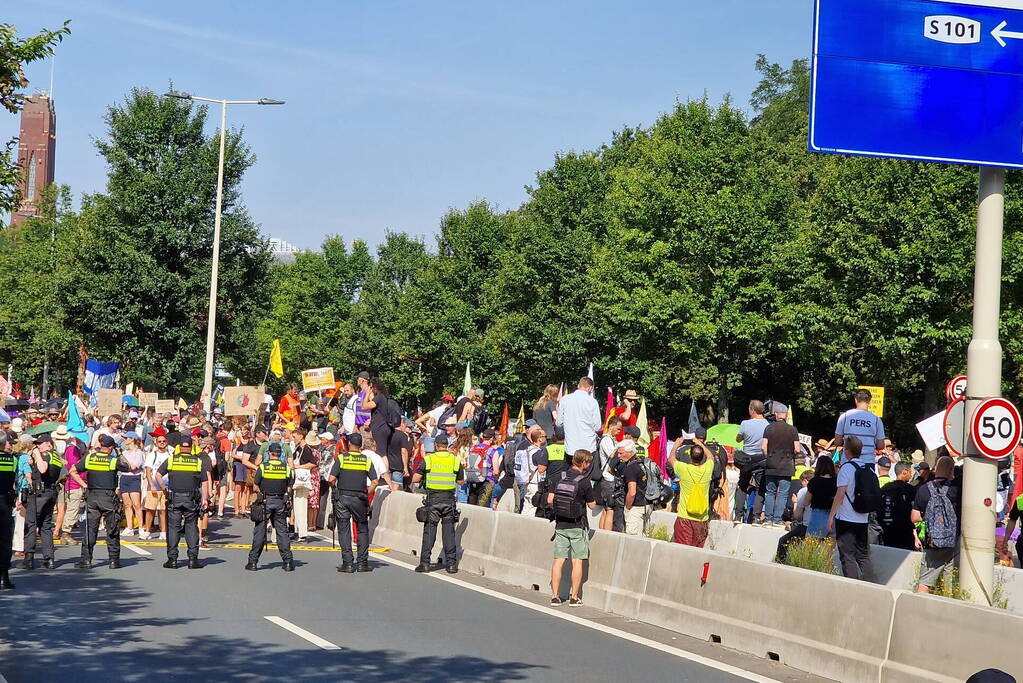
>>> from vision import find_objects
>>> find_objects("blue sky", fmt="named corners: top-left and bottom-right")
top-left (4, 1), bottom-right (812, 249)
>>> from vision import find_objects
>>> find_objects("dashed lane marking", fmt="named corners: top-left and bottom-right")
top-left (264, 616), bottom-right (341, 650)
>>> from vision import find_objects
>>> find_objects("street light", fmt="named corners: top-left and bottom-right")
top-left (163, 90), bottom-right (285, 412)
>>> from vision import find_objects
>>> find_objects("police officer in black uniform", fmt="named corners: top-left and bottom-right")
top-left (22, 434), bottom-right (62, 570)
top-left (245, 442), bottom-right (295, 572)
top-left (327, 432), bottom-right (379, 573)
top-left (156, 436), bottom-right (211, 569)
top-left (69, 434), bottom-right (129, 569)
top-left (0, 432), bottom-right (17, 589)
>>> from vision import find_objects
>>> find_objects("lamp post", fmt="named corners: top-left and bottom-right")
top-left (164, 91), bottom-right (284, 412)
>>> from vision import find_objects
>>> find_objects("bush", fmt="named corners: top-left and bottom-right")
top-left (779, 536), bottom-right (838, 575)
top-left (645, 524), bottom-right (670, 541)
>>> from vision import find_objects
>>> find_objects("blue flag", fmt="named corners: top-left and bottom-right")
top-left (688, 400), bottom-right (701, 434)
top-left (83, 358), bottom-right (120, 395)
top-left (66, 391), bottom-right (89, 444)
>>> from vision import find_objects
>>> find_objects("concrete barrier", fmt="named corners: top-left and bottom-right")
top-left (734, 523), bottom-right (785, 562)
top-left (481, 511), bottom-right (554, 590)
top-left (883, 592), bottom-right (1023, 682)
top-left (706, 519), bottom-right (742, 554)
top-left (639, 541), bottom-right (897, 683)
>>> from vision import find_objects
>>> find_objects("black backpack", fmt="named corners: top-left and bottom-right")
top-left (472, 404), bottom-right (489, 434)
top-left (385, 397), bottom-right (402, 429)
top-left (846, 461), bottom-right (882, 514)
top-left (553, 471), bottom-right (586, 520)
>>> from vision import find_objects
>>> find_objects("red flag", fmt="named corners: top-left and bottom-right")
top-left (498, 402), bottom-right (509, 444)
top-left (659, 416), bottom-right (669, 478)
top-left (1012, 444), bottom-right (1023, 507)
top-left (602, 387), bottom-right (614, 432)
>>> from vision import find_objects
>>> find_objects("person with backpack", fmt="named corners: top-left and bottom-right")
top-left (594, 417), bottom-right (622, 530)
top-left (546, 450), bottom-right (598, 607)
top-left (879, 461), bottom-right (919, 551)
top-left (609, 439), bottom-right (647, 535)
top-left (911, 456), bottom-right (961, 593)
top-left (668, 442), bottom-right (714, 547)
top-left (362, 378), bottom-right (400, 464)
top-left (827, 436), bottom-right (878, 581)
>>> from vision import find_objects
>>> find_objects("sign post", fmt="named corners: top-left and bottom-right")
top-left (810, 0), bottom-right (1021, 605)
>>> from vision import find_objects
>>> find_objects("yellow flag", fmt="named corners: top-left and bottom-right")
top-left (637, 398), bottom-right (650, 448)
top-left (514, 402), bottom-right (525, 434)
top-left (269, 339), bottom-right (284, 379)
top-left (177, 398), bottom-right (188, 411)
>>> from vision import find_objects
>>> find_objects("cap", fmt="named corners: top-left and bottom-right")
top-left (254, 426), bottom-right (269, 435)
top-left (124, 431), bottom-right (141, 440)
top-left (917, 461), bottom-right (931, 470)
top-left (178, 436), bottom-right (193, 447)
top-left (151, 427), bottom-right (167, 437)
top-left (877, 456), bottom-right (892, 468)
top-left (524, 419), bottom-right (538, 427)
top-left (434, 433), bottom-right (449, 446)
top-left (694, 426), bottom-right (708, 440)
top-left (347, 432), bottom-right (363, 448)
top-left (772, 402), bottom-right (789, 415)
top-left (357, 371), bottom-right (371, 380)
top-left (472, 388), bottom-right (484, 400)
top-left (34, 434), bottom-right (52, 444)
top-left (482, 427), bottom-right (496, 439)
top-left (623, 425), bottom-right (641, 439)
top-left (98, 434), bottom-right (116, 448)
top-left (267, 442), bottom-right (283, 454)
top-left (442, 394), bottom-right (454, 403)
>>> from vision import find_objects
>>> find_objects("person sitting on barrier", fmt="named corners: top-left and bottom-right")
top-left (411, 432), bottom-right (465, 574)
top-left (547, 450), bottom-right (597, 607)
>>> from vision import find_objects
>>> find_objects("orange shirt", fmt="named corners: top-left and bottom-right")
top-left (279, 393), bottom-right (301, 422)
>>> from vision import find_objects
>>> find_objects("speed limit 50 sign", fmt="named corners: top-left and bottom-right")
top-left (970, 397), bottom-right (1022, 461)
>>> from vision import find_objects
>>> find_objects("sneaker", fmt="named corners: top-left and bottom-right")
top-left (569, 597), bottom-right (583, 607)
top-left (139, 530), bottom-right (150, 540)
top-left (122, 528), bottom-right (134, 537)
top-left (550, 597), bottom-right (563, 606)
top-left (159, 532), bottom-right (167, 541)
top-left (60, 532), bottom-right (79, 545)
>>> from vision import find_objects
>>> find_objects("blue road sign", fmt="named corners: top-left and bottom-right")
top-left (810, 0), bottom-right (1023, 168)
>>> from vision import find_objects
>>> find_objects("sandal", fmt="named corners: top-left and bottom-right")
top-left (550, 597), bottom-right (563, 606)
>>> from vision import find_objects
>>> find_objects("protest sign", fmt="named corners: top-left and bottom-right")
top-left (301, 367), bottom-right (336, 392)
top-left (97, 388), bottom-right (122, 416)
top-left (857, 385), bottom-right (885, 417)
top-left (139, 392), bottom-right (159, 408)
top-left (224, 386), bottom-right (261, 416)
top-left (154, 399), bottom-right (176, 415)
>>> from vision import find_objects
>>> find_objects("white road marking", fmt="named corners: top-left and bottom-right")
top-left (121, 543), bottom-right (152, 556)
top-left (264, 616), bottom-right (341, 650)
top-left (375, 553), bottom-right (781, 683)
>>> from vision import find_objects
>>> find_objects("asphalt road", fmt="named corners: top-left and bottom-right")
top-left (0, 514), bottom-right (830, 683)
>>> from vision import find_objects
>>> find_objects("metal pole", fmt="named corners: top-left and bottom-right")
top-left (201, 100), bottom-right (228, 414)
top-left (960, 165), bottom-right (1005, 605)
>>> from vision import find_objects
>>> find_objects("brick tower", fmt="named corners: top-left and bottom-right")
top-left (10, 93), bottom-right (56, 226)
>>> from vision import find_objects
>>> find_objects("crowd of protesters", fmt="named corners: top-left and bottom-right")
top-left (2, 376), bottom-right (1020, 597)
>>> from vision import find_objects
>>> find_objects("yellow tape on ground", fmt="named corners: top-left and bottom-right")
top-left (95, 540), bottom-right (390, 553)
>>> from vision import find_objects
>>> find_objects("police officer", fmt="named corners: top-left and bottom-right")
top-left (156, 436), bottom-right (211, 569)
top-left (327, 432), bottom-right (378, 573)
top-left (21, 434), bottom-right (62, 570)
top-left (245, 442), bottom-right (295, 572)
top-left (69, 434), bottom-right (129, 569)
top-left (0, 432), bottom-right (17, 589)
top-left (411, 432), bottom-right (464, 574)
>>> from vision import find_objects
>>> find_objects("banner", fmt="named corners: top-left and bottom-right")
top-left (0, 374), bottom-right (11, 397)
top-left (96, 388), bottom-right (122, 416)
top-left (223, 386), bottom-right (261, 416)
top-left (301, 367), bottom-right (336, 392)
top-left (857, 385), bottom-right (886, 417)
top-left (139, 392), bottom-right (159, 408)
top-left (154, 399), bottom-right (176, 415)
top-left (83, 358), bottom-right (120, 395)
top-left (915, 409), bottom-right (947, 452)
top-left (65, 391), bottom-right (88, 443)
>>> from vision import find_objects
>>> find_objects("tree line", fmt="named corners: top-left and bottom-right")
top-left (4, 53), bottom-right (1021, 446)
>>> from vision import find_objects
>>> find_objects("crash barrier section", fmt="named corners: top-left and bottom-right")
top-left (370, 491), bottom-right (1023, 682)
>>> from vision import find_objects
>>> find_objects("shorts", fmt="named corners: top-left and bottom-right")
top-left (119, 476), bottom-right (141, 494)
top-left (596, 480), bottom-right (615, 507)
top-left (553, 527), bottom-right (589, 560)
top-left (673, 517), bottom-right (709, 547)
top-left (919, 547), bottom-right (958, 588)
top-left (144, 490), bottom-right (166, 511)
top-left (233, 462), bottom-right (248, 484)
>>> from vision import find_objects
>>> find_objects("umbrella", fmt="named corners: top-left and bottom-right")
top-left (123, 395), bottom-right (140, 407)
top-left (4, 397), bottom-right (28, 411)
top-left (705, 423), bottom-right (740, 449)
top-left (25, 420), bottom-right (60, 436)
top-left (44, 397), bottom-right (65, 412)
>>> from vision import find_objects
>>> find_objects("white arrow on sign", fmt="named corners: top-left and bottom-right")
top-left (992, 20), bottom-right (1023, 47)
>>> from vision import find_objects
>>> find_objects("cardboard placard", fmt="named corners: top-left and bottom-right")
top-left (139, 392), bottom-right (159, 408)
top-left (97, 388), bottom-right (123, 416)
top-left (301, 367), bottom-right (336, 392)
top-left (798, 433), bottom-right (812, 447)
top-left (223, 386), bottom-right (261, 416)
top-left (154, 399), bottom-right (176, 415)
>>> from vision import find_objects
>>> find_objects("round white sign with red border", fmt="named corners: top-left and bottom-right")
top-left (946, 375), bottom-right (968, 403)
top-left (943, 396), bottom-right (966, 457)
top-left (970, 397), bottom-right (1022, 460)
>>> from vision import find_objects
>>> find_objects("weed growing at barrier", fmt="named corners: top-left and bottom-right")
top-left (779, 536), bottom-right (838, 575)
top-left (645, 524), bottom-right (669, 542)
top-left (925, 567), bottom-right (1010, 610)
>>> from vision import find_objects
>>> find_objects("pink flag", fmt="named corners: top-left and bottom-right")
top-left (0, 374), bottom-right (9, 397)
top-left (29, 386), bottom-right (37, 404)
top-left (659, 416), bottom-right (669, 479)
top-left (602, 387), bottom-right (614, 432)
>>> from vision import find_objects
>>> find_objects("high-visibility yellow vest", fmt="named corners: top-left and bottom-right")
top-left (259, 460), bottom-right (291, 480)
top-left (340, 450), bottom-right (371, 472)
top-left (425, 451), bottom-right (458, 490)
top-left (167, 453), bottom-right (202, 473)
top-left (84, 452), bottom-right (117, 471)
top-left (547, 444), bottom-right (566, 462)
top-left (0, 453), bottom-right (14, 472)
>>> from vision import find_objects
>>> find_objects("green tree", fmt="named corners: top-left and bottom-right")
top-left (0, 21), bottom-right (70, 213)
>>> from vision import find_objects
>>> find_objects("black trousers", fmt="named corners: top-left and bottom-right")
top-left (24, 488), bottom-right (57, 560)
top-left (835, 518), bottom-right (875, 581)
top-left (81, 490), bottom-right (121, 563)
top-left (421, 494), bottom-right (457, 567)
top-left (466, 482), bottom-right (488, 506)
top-left (249, 496), bottom-right (293, 564)
top-left (333, 491), bottom-right (369, 566)
top-left (0, 492), bottom-right (14, 570)
top-left (167, 492), bottom-right (200, 562)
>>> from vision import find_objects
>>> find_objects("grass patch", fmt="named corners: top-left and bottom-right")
top-left (779, 536), bottom-right (838, 575)
top-left (645, 524), bottom-right (670, 541)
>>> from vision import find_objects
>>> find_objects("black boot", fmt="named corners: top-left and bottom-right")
top-left (19, 553), bottom-right (34, 570)
top-left (41, 558), bottom-right (53, 570)
top-left (244, 562), bottom-right (258, 571)
top-left (0, 570), bottom-right (14, 589)
top-left (109, 559), bottom-right (123, 569)
top-left (357, 562), bottom-right (372, 572)
top-left (337, 563), bottom-right (355, 573)
top-left (415, 563), bottom-right (430, 573)
top-left (163, 559), bottom-right (178, 569)
top-left (188, 559), bottom-right (204, 569)
top-left (74, 559), bottom-right (91, 569)
top-left (282, 561), bottom-right (295, 572)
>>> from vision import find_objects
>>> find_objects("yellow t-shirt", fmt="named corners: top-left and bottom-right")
top-left (673, 459), bottom-right (714, 522)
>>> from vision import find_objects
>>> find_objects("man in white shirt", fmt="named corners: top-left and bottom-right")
top-left (341, 384), bottom-right (358, 435)
top-left (827, 436), bottom-right (875, 581)
top-left (142, 432), bottom-right (173, 540)
top-left (555, 377), bottom-right (601, 457)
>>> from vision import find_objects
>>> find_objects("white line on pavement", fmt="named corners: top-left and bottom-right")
top-left (374, 554), bottom-right (781, 683)
top-left (121, 543), bottom-right (152, 556)
top-left (264, 616), bottom-right (341, 650)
